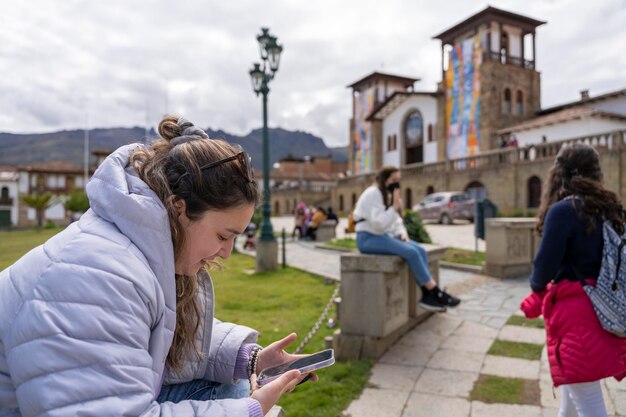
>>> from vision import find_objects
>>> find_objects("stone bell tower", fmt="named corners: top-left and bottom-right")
top-left (433, 6), bottom-right (546, 160)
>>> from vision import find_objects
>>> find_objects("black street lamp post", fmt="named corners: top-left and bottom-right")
top-left (249, 27), bottom-right (283, 243)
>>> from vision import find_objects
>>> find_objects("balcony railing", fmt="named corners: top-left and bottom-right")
top-left (402, 129), bottom-right (625, 177)
top-left (0, 197), bottom-right (13, 206)
top-left (483, 51), bottom-right (535, 69)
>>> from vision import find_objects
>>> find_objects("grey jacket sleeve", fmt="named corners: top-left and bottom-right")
top-left (5, 261), bottom-right (249, 417)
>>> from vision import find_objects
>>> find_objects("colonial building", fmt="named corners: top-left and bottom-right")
top-left (0, 160), bottom-right (92, 228)
top-left (0, 167), bottom-right (19, 228)
top-left (332, 6), bottom-right (626, 215)
top-left (269, 155), bottom-right (348, 215)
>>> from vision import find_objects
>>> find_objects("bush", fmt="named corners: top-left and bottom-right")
top-left (499, 208), bottom-right (537, 218)
top-left (43, 220), bottom-right (58, 229)
top-left (403, 209), bottom-right (432, 243)
top-left (251, 206), bottom-right (263, 229)
top-left (64, 189), bottom-right (90, 213)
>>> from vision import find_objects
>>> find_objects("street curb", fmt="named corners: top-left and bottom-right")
top-left (440, 260), bottom-right (484, 274)
top-left (314, 244), bottom-right (355, 253)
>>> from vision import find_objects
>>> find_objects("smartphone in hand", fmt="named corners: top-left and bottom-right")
top-left (256, 349), bottom-right (335, 386)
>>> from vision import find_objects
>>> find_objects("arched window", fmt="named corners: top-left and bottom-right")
top-left (351, 193), bottom-right (357, 208)
top-left (528, 176), bottom-right (542, 209)
top-left (516, 90), bottom-right (524, 115)
top-left (426, 185), bottom-right (435, 195)
top-left (404, 110), bottom-right (424, 165)
top-left (274, 200), bottom-right (280, 215)
top-left (339, 194), bottom-right (344, 212)
top-left (405, 188), bottom-right (413, 209)
top-left (503, 88), bottom-right (512, 114)
top-left (0, 187), bottom-right (8, 200)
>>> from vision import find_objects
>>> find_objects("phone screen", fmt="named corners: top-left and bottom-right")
top-left (257, 349), bottom-right (334, 385)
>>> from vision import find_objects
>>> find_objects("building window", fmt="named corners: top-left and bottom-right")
top-left (516, 90), bottom-right (524, 115)
top-left (351, 193), bottom-right (357, 208)
top-left (426, 185), bottom-right (435, 195)
top-left (404, 110), bottom-right (424, 165)
top-left (503, 88), bottom-right (512, 114)
top-left (387, 135), bottom-right (392, 151)
top-left (528, 176), bottom-right (542, 208)
top-left (427, 124), bottom-right (433, 142)
top-left (1, 187), bottom-right (8, 199)
top-left (339, 195), bottom-right (344, 212)
top-left (393, 134), bottom-right (397, 150)
top-left (274, 200), bottom-right (280, 215)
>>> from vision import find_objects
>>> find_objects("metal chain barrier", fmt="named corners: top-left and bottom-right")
top-left (293, 284), bottom-right (340, 354)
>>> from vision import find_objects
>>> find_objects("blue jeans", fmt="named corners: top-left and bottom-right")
top-left (356, 232), bottom-right (432, 285)
top-left (157, 378), bottom-right (250, 402)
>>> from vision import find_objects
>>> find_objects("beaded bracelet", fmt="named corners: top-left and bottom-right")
top-left (247, 346), bottom-right (263, 377)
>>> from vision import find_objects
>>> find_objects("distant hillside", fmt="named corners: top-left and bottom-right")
top-left (0, 127), bottom-right (347, 170)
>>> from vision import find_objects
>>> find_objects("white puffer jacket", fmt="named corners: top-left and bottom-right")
top-left (0, 144), bottom-right (258, 416)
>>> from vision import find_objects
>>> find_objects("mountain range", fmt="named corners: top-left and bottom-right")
top-left (0, 127), bottom-right (348, 170)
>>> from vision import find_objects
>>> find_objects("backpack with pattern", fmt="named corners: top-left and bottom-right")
top-left (574, 221), bottom-right (626, 337)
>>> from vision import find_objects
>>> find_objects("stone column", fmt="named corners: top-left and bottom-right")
top-left (484, 218), bottom-right (539, 278)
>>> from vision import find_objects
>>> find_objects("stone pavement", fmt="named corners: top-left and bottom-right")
top-left (244, 218), bottom-right (626, 416)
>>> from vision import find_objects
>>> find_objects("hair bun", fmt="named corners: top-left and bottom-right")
top-left (158, 115), bottom-right (209, 145)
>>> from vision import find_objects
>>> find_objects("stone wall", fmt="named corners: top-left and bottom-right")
top-left (332, 130), bottom-right (626, 214)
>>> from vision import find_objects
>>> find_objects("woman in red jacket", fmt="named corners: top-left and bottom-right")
top-left (521, 143), bottom-right (626, 416)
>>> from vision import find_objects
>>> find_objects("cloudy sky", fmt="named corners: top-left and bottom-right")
top-left (1, 0), bottom-right (625, 146)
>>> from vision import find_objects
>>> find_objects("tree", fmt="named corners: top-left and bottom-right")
top-left (64, 189), bottom-right (90, 213)
top-left (21, 193), bottom-right (55, 228)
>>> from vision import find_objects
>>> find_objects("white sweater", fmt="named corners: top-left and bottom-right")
top-left (353, 185), bottom-right (407, 237)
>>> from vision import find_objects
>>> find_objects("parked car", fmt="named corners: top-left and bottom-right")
top-left (412, 191), bottom-right (475, 224)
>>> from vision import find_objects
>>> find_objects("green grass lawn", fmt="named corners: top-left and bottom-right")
top-left (442, 247), bottom-right (485, 266)
top-left (488, 339), bottom-right (544, 361)
top-left (506, 315), bottom-right (545, 329)
top-left (2, 228), bottom-right (371, 416)
top-left (0, 227), bottom-right (63, 270)
top-left (470, 375), bottom-right (539, 405)
top-left (323, 238), bottom-right (356, 250)
top-left (212, 254), bottom-right (372, 416)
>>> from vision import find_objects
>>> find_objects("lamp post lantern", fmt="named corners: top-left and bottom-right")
top-left (249, 27), bottom-right (283, 245)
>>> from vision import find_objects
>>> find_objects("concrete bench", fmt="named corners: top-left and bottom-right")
top-left (315, 220), bottom-right (337, 241)
top-left (332, 243), bottom-right (447, 360)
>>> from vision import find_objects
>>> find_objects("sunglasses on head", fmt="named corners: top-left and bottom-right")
top-left (174, 145), bottom-right (254, 188)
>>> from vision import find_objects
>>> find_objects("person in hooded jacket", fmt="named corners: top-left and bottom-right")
top-left (352, 166), bottom-right (461, 312)
top-left (520, 143), bottom-right (626, 417)
top-left (0, 116), bottom-right (314, 417)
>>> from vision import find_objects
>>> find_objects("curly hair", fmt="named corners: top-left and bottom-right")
top-left (130, 115), bottom-right (259, 371)
top-left (536, 142), bottom-right (624, 236)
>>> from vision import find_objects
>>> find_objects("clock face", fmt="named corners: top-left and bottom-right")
top-left (405, 112), bottom-right (423, 146)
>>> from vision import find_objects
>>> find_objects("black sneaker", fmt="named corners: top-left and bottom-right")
top-left (419, 290), bottom-right (447, 312)
top-left (435, 288), bottom-right (461, 308)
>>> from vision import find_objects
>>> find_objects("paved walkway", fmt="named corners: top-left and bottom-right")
top-left (243, 218), bottom-right (625, 416)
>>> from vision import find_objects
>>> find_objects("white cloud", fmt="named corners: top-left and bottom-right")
top-left (1, 0), bottom-right (625, 146)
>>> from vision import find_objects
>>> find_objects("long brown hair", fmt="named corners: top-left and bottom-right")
top-left (130, 115), bottom-right (259, 370)
top-left (536, 142), bottom-right (624, 236)
top-left (376, 166), bottom-right (399, 208)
